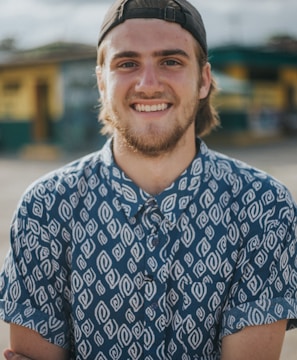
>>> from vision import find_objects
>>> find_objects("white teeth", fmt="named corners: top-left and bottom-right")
top-left (135, 103), bottom-right (168, 112)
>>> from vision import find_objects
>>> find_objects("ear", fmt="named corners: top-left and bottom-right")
top-left (199, 62), bottom-right (212, 100)
top-left (96, 65), bottom-right (105, 96)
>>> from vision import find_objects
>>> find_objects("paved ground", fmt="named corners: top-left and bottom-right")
top-left (0, 138), bottom-right (296, 357)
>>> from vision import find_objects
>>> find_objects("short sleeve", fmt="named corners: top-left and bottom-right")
top-left (221, 182), bottom-right (297, 338)
top-left (0, 182), bottom-right (71, 348)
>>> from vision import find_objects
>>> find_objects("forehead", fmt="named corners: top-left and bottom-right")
top-left (100, 18), bottom-right (197, 58)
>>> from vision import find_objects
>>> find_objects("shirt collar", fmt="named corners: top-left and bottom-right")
top-left (101, 138), bottom-right (209, 225)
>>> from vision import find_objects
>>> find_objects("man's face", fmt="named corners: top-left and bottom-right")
top-left (97, 18), bottom-right (211, 157)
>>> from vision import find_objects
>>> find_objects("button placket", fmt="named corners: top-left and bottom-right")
top-left (142, 197), bottom-right (167, 355)
top-left (142, 197), bottom-right (162, 282)
top-left (143, 233), bottom-right (160, 282)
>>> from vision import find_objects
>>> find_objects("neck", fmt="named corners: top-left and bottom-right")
top-left (112, 132), bottom-right (197, 195)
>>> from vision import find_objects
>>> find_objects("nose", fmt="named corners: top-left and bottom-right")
top-left (135, 63), bottom-right (163, 95)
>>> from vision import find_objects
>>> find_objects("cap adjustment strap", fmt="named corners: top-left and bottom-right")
top-left (164, 6), bottom-right (176, 22)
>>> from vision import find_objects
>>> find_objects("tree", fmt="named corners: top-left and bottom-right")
top-left (0, 37), bottom-right (17, 50)
top-left (267, 34), bottom-right (297, 52)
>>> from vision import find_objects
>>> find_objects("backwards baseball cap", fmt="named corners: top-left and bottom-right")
top-left (98, 0), bottom-right (207, 55)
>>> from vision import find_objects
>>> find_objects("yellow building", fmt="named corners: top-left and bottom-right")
top-left (209, 44), bottom-right (297, 141)
top-left (0, 42), bottom-right (100, 152)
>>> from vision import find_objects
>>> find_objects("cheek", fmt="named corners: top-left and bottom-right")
top-left (184, 78), bottom-right (200, 101)
top-left (98, 69), bottom-right (119, 97)
top-left (180, 69), bottom-right (200, 96)
top-left (105, 83), bottom-right (118, 105)
top-left (103, 81), bottom-right (126, 114)
top-left (108, 78), bottom-right (133, 109)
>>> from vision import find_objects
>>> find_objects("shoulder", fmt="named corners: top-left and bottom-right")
top-left (200, 142), bottom-right (296, 220)
top-left (202, 142), bottom-right (291, 194)
top-left (201, 141), bottom-right (267, 183)
top-left (19, 143), bottom-right (113, 209)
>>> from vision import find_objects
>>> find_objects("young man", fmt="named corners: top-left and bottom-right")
top-left (1, 0), bottom-right (297, 359)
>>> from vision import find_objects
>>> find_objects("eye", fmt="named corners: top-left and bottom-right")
top-left (118, 61), bottom-right (137, 69)
top-left (162, 59), bottom-right (181, 66)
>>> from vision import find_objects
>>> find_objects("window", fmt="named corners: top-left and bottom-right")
top-left (3, 81), bottom-right (21, 94)
top-left (248, 68), bottom-right (278, 82)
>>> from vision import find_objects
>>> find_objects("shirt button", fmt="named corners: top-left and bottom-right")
top-left (151, 302), bottom-right (159, 310)
top-left (152, 236), bottom-right (160, 247)
top-left (144, 273), bottom-right (154, 282)
top-left (147, 197), bottom-right (157, 207)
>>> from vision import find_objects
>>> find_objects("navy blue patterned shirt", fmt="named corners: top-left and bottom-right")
top-left (1, 138), bottom-right (297, 359)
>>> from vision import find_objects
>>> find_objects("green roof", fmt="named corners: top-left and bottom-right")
top-left (209, 44), bottom-right (297, 68)
top-left (0, 41), bottom-right (96, 68)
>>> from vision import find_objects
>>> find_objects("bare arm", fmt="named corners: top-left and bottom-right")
top-left (4, 320), bottom-right (287, 360)
top-left (221, 320), bottom-right (287, 360)
top-left (3, 323), bottom-right (68, 360)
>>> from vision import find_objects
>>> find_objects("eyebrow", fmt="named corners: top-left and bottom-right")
top-left (111, 49), bottom-right (190, 61)
top-left (155, 49), bottom-right (190, 58)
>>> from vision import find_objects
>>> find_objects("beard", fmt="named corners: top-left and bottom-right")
top-left (119, 119), bottom-right (194, 157)
top-left (100, 94), bottom-right (199, 158)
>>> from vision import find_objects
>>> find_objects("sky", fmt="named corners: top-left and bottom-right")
top-left (0, 0), bottom-right (297, 50)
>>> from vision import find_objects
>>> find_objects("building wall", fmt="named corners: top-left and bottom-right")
top-left (0, 58), bottom-right (105, 152)
top-left (211, 48), bottom-right (297, 136)
top-left (58, 59), bottom-right (105, 151)
top-left (0, 64), bottom-right (62, 150)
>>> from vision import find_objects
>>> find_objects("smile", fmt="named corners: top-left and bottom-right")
top-left (134, 103), bottom-right (169, 113)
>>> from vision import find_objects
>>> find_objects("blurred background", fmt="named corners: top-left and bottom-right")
top-left (0, 0), bottom-right (297, 155)
top-left (0, 0), bottom-right (297, 357)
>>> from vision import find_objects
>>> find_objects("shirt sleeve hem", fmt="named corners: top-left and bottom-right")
top-left (0, 299), bottom-right (69, 349)
top-left (221, 297), bottom-right (297, 339)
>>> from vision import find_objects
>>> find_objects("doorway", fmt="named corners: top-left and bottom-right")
top-left (34, 81), bottom-right (51, 142)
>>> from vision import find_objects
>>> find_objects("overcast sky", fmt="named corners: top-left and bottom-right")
top-left (1, 0), bottom-right (297, 49)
